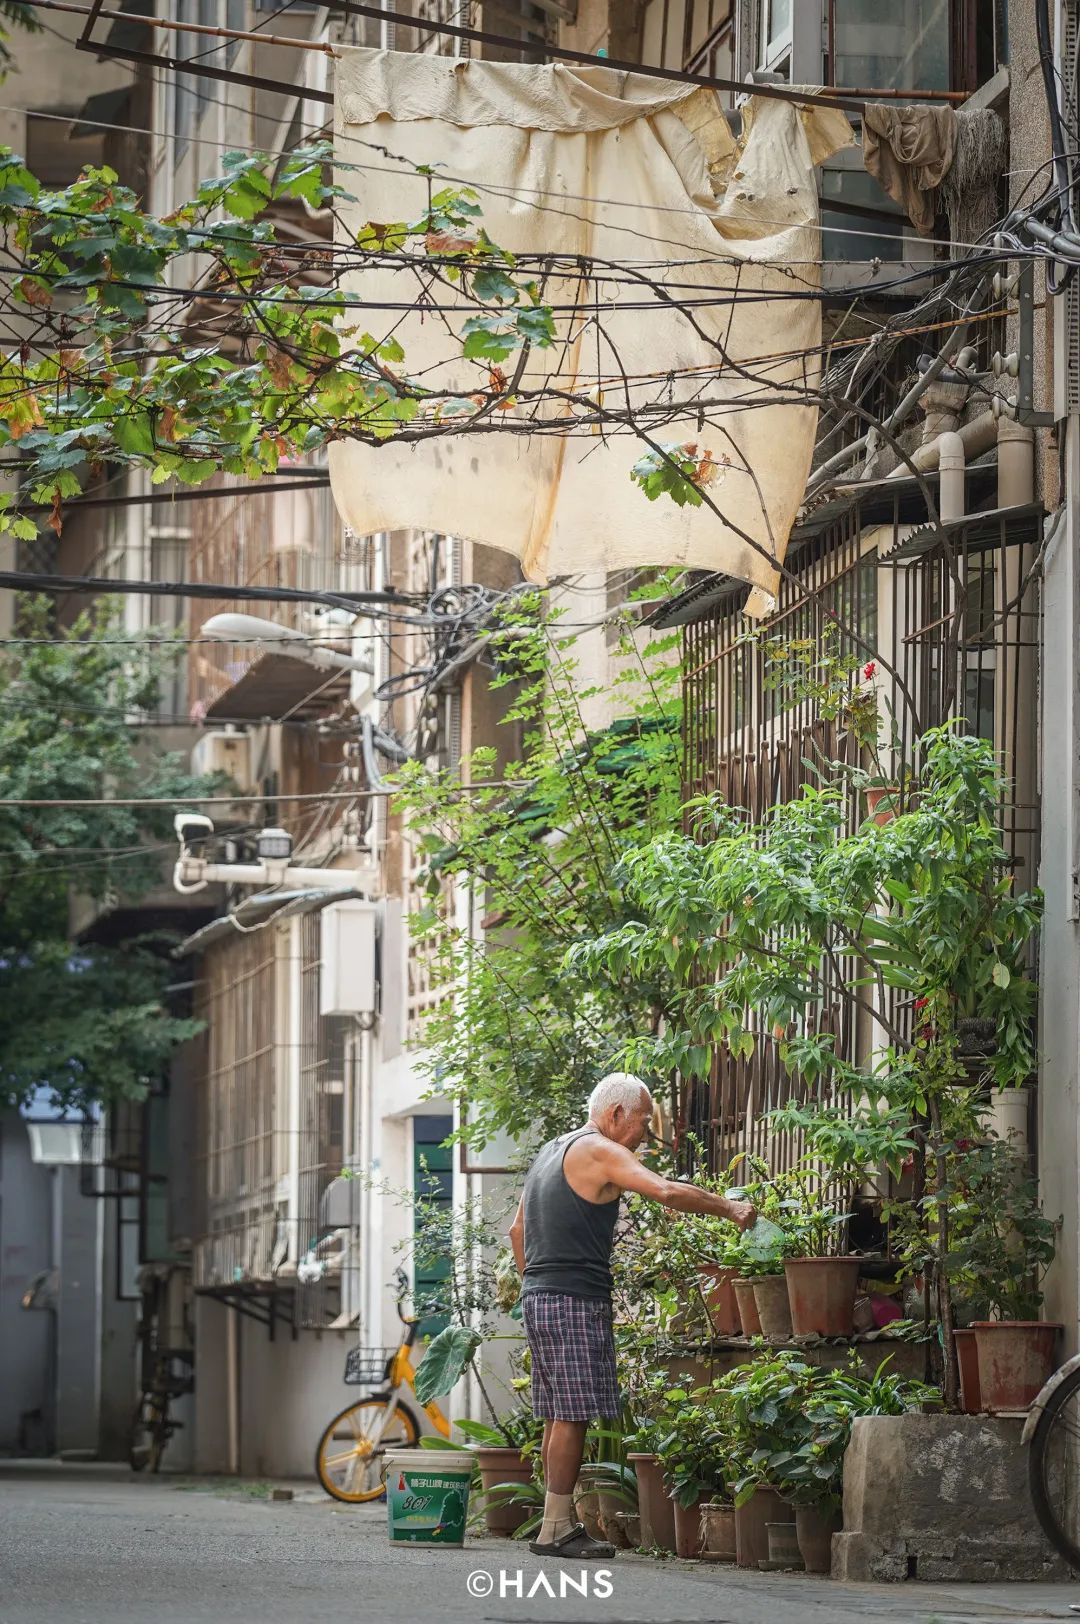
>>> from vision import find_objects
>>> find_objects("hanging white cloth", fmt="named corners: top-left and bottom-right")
top-left (329, 49), bottom-right (853, 614)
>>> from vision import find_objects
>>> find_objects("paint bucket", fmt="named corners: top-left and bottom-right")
top-left (385, 1448), bottom-right (475, 1547)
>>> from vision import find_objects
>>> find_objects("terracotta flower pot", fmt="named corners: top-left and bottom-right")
top-left (732, 1277), bottom-right (762, 1335)
top-left (472, 1445), bottom-right (534, 1536)
top-left (795, 1502), bottom-right (841, 1573)
top-left (784, 1257), bottom-right (861, 1338)
top-left (615, 1510), bottom-right (641, 1547)
top-left (700, 1502), bottom-right (736, 1562)
top-left (765, 1520), bottom-right (804, 1570)
top-left (734, 1486), bottom-right (793, 1569)
top-left (753, 1272), bottom-right (793, 1339)
top-left (696, 1264), bottom-right (742, 1336)
top-left (573, 1479), bottom-right (605, 1541)
top-left (972, 1321), bottom-right (1062, 1412)
top-left (953, 1327), bottom-right (982, 1414)
top-left (673, 1492), bottom-right (707, 1558)
top-left (864, 783), bottom-right (901, 825)
top-left (627, 1452), bottom-right (677, 1552)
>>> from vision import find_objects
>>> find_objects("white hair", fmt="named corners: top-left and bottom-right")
top-left (588, 1072), bottom-right (652, 1121)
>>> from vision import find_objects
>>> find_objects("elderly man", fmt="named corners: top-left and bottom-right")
top-left (507, 1072), bottom-right (756, 1560)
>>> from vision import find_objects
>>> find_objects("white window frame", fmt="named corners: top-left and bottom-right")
top-left (759, 0), bottom-right (793, 70)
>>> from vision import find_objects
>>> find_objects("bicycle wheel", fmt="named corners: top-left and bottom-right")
top-left (1028, 1365), bottom-right (1080, 1569)
top-left (130, 1394), bottom-right (167, 1474)
top-left (315, 1397), bottom-right (419, 1503)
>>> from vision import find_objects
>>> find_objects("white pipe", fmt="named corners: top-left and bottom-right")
top-left (938, 432), bottom-right (966, 522)
top-left (997, 418), bottom-right (1035, 508)
top-left (883, 410), bottom-right (997, 481)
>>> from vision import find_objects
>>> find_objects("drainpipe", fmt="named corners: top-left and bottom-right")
top-left (882, 410), bottom-right (998, 480)
top-left (938, 432), bottom-right (967, 523)
top-left (997, 418), bottom-right (1035, 508)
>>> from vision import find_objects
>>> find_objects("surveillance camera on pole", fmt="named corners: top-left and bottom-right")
top-left (172, 808), bottom-right (367, 896)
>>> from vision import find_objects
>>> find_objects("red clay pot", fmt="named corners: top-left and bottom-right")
top-left (732, 1278), bottom-right (762, 1335)
top-left (700, 1502), bottom-right (736, 1561)
top-left (673, 1492), bottom-right (707, 1558)
top-left (734, 1486), bottom-right (794, 1569)
top-left (795, 1502), bottom-right (841, 1573)
top-left (864, 784), bottom-right (901, 825)
top-left (972, 1321), bottom-right (1061, 1412)
top-left (696, 1264), bottom-right (741, 1337)
top-left (784, 1257), bottom-right (861, 1338)
top-left (752, 1273), bottom-right (793, 1339)
top-left (953, 1328), bottom-right (982, 1414)
top-left (472, 1446), bottom-right (534, 1535)
top-left (627, 1452), bottom-right (677, 1553)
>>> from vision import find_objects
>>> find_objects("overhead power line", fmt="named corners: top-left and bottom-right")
top-left (0, 570), bottom-right (420, 615)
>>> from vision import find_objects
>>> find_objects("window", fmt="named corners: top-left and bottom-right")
top-left (760, 0), bottom-right (792, 74)
top-left (828, 0), bottom-right (950, 92)
top-left (642, 1), bottom-right (734, 77)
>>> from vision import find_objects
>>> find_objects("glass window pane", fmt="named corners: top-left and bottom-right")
top-left (833, 0), bottom-right (950, 92)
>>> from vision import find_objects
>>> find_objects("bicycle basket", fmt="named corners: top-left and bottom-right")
top-left (343, 1346), bottom-right (395, 1386)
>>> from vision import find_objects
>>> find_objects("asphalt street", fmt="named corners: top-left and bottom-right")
top-left (1, 1462), bottom-right (1078, 1624)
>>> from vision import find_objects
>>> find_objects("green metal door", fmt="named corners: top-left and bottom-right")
top-left (412, 1114), bottom-right (453, 1338)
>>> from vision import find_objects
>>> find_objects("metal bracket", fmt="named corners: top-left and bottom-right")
top-left (1017, 261), bottom-right (1058, 427)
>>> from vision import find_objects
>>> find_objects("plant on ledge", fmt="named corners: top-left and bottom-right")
top-left (570, 727), bottom-right (1042, 1405)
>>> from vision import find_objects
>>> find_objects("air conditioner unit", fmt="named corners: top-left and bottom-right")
top-left (191, 729), bottom-right (252, 792)
top-left (319, 899), bottom-right (378, 1017)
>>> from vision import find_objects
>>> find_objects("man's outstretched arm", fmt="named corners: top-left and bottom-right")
top-left (591, 1139), bottom-right (756, 1227)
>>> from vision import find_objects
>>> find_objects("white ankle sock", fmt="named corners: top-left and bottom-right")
top-left (539, 1490), bottom-right (575, 1544)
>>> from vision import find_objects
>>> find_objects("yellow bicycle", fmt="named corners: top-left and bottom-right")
top-left (315, 1268), bottom-right (450, 1503)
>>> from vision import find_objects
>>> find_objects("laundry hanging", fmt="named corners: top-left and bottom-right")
top-left (329, 48), bottom-right (853, 615)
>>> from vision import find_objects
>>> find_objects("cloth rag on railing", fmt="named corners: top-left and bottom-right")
top-left (862, 102), bottom-right (957, 238)
top-left (329, 48), bottom-right (853, 616)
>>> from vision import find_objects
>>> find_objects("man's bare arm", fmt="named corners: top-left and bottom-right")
top-left (591, 1139), bottom-right (756, 1227)
top-left (507, 1193), bottom-right (526, 1274)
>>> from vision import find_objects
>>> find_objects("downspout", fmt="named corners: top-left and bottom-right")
top-left (938, 432), bottom-right (967, 523)
top-left (883, 411), bottom-right (998, 480)
top-left (997, 418), bottom-right (1035, 507)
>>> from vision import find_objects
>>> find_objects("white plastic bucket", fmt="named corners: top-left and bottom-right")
top-left (385, 1448), bottom-right (475, 1547)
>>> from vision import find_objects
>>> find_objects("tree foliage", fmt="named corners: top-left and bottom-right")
top-left (392, 593), bottom-right (685, 1154)
top-left (0, 601), bottom-right (216, 1108)
top-left (0, 144), bottom-right (560, 538)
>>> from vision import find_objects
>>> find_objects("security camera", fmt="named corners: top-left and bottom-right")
top-left (174, 811), bottom-right (215, 852)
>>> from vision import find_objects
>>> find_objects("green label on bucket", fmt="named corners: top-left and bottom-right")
top-left (387, 1467), bottom-right (470, 1545)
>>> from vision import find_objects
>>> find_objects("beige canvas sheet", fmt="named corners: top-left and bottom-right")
top-left (329, 48), bottom-right (852, 614)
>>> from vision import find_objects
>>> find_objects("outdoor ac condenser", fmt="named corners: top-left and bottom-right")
top-left (319, 899), bottom-right (378, 1017)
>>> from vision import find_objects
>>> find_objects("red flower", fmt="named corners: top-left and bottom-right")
top-left (863, 661), bottom-right (876, 679)
top-left (913, 997), bottom-right (929, 1011)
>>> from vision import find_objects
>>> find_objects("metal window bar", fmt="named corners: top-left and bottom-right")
top-left (679, 498), bottom-right (1040, 1181)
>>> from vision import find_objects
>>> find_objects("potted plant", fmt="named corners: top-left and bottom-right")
top-left (779, 1165), bottom-right (862, 1339)
top-left (622, 1375), bottom-right (678, 1553)
top-left (945, 1136), bottom-right (1061, 1411)
top-left (455, 1409), bottom-right (543, 1537)
top-left (655, 1382), bottom-right (731, 1559)
top-left (719, 1351), bottom-right (936, 1574)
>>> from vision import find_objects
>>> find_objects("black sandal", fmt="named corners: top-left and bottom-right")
top-left (529, 1521), bottom-right (616, 1559)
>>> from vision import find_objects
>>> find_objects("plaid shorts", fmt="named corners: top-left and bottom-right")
top-left (521, 1291), bottom-right (620, 1421)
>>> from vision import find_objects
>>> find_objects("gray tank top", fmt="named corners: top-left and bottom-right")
top-left (520, 1124), bottom-right (620, 1300)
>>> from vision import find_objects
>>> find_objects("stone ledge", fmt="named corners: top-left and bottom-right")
top-left (835, 1414), bottom-right (1069, 1583)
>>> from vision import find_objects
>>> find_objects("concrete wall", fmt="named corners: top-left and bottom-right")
top-left (0, 1115), bottom-right (54, 1452)
top-left (192, 1293), bottom-right (356, 1480)
top-left (54, 1166), bottom-right (102, 1457)
top-left (1037, 431), bottom-right (1080, 1354)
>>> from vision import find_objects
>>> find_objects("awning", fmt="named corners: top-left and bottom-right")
top-left (203, 650), bottom-right (349, 722)
top-left (70, 87), bottom-right (131, 140)
top-left (329, 49), bottom-right (854, 617)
